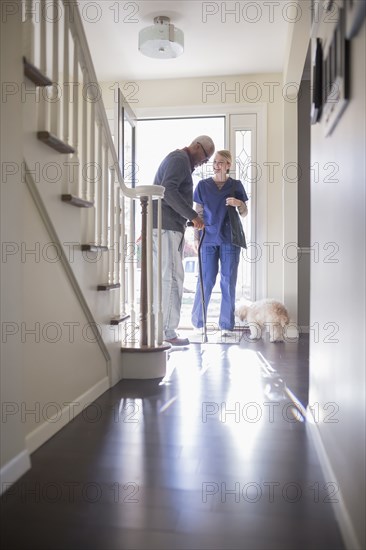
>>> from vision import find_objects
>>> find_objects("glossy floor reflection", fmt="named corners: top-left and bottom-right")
top-left (1, 335), bottom-right (345, 550)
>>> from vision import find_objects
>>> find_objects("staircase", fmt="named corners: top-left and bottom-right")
top-left (21, 0), bottom-right (170, 383)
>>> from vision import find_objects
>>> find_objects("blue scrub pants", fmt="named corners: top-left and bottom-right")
top-left (191, 243), bottom-right (240, 331)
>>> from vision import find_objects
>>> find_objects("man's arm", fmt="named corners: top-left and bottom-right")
top-left (160, 157), bottom-right (199, 221)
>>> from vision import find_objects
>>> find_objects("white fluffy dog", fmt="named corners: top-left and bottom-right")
top-left (235, 299), bottom-right (290, 342)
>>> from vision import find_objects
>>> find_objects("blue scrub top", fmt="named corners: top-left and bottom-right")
top-left (193, 177), bottom-right (248, 245)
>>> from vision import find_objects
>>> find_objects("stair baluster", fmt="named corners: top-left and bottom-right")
top-left (63, 12), bottom-right (70, 145)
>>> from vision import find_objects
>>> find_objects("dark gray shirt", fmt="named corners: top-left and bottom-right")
top-left (152, 149), bottom-right (197, 233)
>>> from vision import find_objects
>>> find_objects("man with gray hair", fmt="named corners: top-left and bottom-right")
top-left (152, 135), bottom-right (215, 346)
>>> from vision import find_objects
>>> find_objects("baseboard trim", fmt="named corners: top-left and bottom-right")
top-left (0, 450), bottom-right (31, 495)
top-left (26, 377), bottom-right (109, 454)
top-left (306, 408), bottom-right (362, 550)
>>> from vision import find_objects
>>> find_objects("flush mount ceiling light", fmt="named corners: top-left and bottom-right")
top-left (138, 16), bottom-right (184, 59)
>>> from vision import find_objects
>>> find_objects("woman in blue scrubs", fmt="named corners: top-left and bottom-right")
top-left (191, 150), bottom-right (248, 335)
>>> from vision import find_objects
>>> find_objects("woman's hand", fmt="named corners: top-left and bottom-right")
top-left (226, 198), bottom-right (248, 217)
top-left (226, 197), bottom-right (242, 208)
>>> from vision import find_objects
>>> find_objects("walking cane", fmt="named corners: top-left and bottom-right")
top-left (187, 222), bottom-right (208, 343)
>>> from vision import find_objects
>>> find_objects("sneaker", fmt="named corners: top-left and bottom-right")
top-left (164, 336), bottom-right (190, 346)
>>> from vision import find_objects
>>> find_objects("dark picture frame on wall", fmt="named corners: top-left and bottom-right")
top-left (311, 39), bottom-right (323, 124)
top-left (345, 0), bottom-right (366, 38)
top-left (322, 4), bottom-right (350, 136)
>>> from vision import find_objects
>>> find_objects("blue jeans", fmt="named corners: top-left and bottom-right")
top-left (153, 229), bottom-right (184, 340)
top-left (191, 243), bottom-right (240, 331)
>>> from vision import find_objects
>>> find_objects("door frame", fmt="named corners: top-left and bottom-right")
top-left (135, 103), bottom-right (268, 300)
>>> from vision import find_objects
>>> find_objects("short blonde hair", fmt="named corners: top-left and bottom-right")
top-left (215, 150), bottom-right (232, 164)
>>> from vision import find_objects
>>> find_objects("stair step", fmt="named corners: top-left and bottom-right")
top-left (81, 244), bottom-right (108, 252)
top-left (23, 57), bottom-right (52, 86)
top-left (61, 194), bottom-right (94, 208)
top-left (38, 131), bottom-right (75, 154)
top-left (110, 314), bottom-right (130, 326)
top-left (120, 343), bottom-right (171, 352)
top-left (97, 283), bottom-right (121, 291)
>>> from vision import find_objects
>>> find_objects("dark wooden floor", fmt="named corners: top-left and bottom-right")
top-left (1, 334), bottom-right (345, 550)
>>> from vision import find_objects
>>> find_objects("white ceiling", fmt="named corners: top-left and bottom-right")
top-left (79, 0), bottom-right (291, 81)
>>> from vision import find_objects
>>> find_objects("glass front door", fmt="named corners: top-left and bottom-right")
top-left (135, 113), bottom-right (257, 328)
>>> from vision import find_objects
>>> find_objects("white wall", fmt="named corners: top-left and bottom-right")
top-left (309, 19), bottom-right (366, 550)
top-left (0, 0), bottom-right (31, 484)
top-left (20, 181), bottom-right (110, 452)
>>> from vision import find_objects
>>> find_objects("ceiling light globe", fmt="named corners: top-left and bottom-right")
top-left (138, 17), bottom-right (184, 59)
